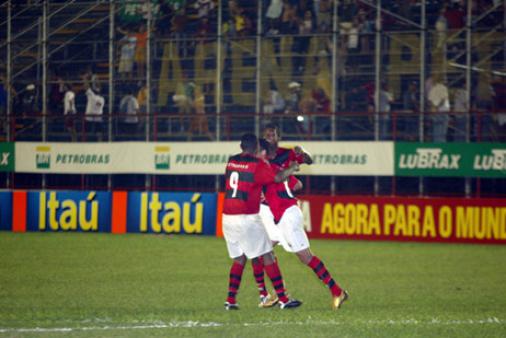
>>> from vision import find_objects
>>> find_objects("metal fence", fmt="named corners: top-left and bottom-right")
top-left (0, 0), bottom-right (505, 195)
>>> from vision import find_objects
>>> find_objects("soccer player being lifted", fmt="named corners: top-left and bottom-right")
top-left (254, 125), bottom-right (349, 310)
top-left (222, 133), bottom-right (303, 310)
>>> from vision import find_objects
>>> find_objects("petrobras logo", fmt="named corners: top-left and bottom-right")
top-left (36, 146), bottom-right (51, 169)
top-left (154, 146), bottom-right (170, 170)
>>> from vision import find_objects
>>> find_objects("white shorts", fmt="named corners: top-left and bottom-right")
top-left (264, 204), bottom-right (310, 253)
top-left (259, 203), bottom-right (283, 244)
top-left (222, 213), bottom-right (273, 259)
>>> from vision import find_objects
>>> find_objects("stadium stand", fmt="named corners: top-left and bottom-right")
top-left (0, 0), bottom-right (504, 196)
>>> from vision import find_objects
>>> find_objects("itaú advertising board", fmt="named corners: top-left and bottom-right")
top-left (299, 196), bottom-right (506, 244)
top-left (4, 190), bottom-right (217, 235)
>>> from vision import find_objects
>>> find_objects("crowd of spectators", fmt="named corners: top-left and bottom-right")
top-left (1, 0), bottom-right (504, 142)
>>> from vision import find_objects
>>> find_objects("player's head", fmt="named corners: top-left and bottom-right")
top-left (258, 138), bottom-right (275, 159)
top-left (240, 133), bottom-right (258, 154)
top-left (263, 123), bottom-right (280, 147)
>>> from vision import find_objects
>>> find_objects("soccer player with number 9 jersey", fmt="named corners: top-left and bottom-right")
top-left (222, 133), bottom-right (302, 310)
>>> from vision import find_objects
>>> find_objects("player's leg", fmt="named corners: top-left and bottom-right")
top-left (295, 248), bottom-right (348, 309)
top-left (222, 214), bottom-right (247, 310)
top-left (251, 256), bottom-right (267, 297)
top-left (279, 206), bottom-right (348, 309)
top-left (225, 254), bottom-right (246, 310)
top-left (254, 204), bottom-right (282, 307)
top-left (251, 255), bottom-right (279, 308)
top-left (262, 251), bottom-right (302, 309)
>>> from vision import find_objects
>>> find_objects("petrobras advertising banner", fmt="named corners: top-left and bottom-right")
top-left (14, 141), bottom-right (394, 176)
top-left (14, 142), bottom-right (237, 175)
top-left (0, 191), bottom-right (12, 231)
top-left (299, 195), bottom-right (506, 244)
top-left (395, 142), bottom-right (506, 178)
top-left (282, 141), bottom-right (394, 176)
top-left (126, 192), bottom-right (217, 235)
top-left (26, 191), bottom-right (112, 232)
top-left (15, 142), bottom-right (174, 174)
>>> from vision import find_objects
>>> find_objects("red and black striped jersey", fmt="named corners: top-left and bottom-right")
top-left (223, 153), bottom-right (276, 215)
top-left (271, 147), bottom-right (305, 169)
top-left (264, 162), bottom-right (299, 223)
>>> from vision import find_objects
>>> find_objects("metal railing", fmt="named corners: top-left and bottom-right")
top-left (3, 110), bottom-right (505, 143)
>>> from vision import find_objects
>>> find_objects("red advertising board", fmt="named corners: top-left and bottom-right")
top-left (298, 196), bottom-right (506, 244)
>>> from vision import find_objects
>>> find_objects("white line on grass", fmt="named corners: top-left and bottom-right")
top-left (0, 318), bottom-right (504, 334)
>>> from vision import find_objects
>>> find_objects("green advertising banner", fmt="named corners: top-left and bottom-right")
top-left (395, 143), bottom-right (506, 178)
top-left (0, 142), bottom-right (14, 172)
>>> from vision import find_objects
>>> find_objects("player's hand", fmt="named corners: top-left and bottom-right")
top-left (289, 161), bottom-right (300, 172)
top-left (294, 146), bottom-right (303, 154)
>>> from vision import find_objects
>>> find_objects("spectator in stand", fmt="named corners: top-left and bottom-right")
top-left (491, 74), bottom-right (506, 138)
top-left (339, 0), bottom-right (358, 24)
top-left (83, 81), bottom-right (105, 142)
top-left (311, 87), bottom-right (331, 113)
top-left (195, 0), bottom-right (214, 42)
top-left (402, 81), bottom-right (419, 140)
top-left (310, 86), bottom-right (331, 134)
top-left (49, 75), bottom-right (65, 116)
top-left (195, 0), bottom-right (215, 18)
top-left (170, 4), bottom-right (190, 57)
top-left (134, 24), bottom-right (148, 79)
top-left (363, 80), bottom-right (375, 112)
top-left (341, 16), bottom-right (362, 68)
top-left (137, 82), bottom-right (148, 114)
top-left (359, 9), bottom-right (373, 56)
top-left (63, 82), bottom-right (77, 141)
top-left (226, 0), bottom-right (241, 36)
top-left (173, 73), bottom-right (197, 132)
top-left (444, 2), bottom-right (465, 30)
top-left (280, 2), bottom-right (298, 35)
top-left (292, 10), bottom-right (313, 76)
top-left (18, 84), bottom-right (38, 135)
top-left (315, 0), bottom-right (332, 33)
top-left (263, 81), bottom-right (285, 116)
top-left (188, 82), bottom-right (213, 140)
top-left (443, 2), bottom-right (465, 57)
top-left (377, 82), bottom-right (394, 140)
top-left (452, 85), bottom-right (468, 142)
top-left (285, 81), bottom-right (302, 115)
top-left (285, 81), bottom-right (306, 134)
top-left (22, 84), bottom-right (37, 117)
top-left (119, 86), bottom-right (140, 139)
top-left (265, 0), bottom-right (283, 35)
top-left (435, 7), bottom-right (448, 50)
top-left (428, 76), bottom-right (450, 142)
top-left (117, 28), bottom-right (137, 80)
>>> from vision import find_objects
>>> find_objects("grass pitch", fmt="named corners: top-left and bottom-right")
top-left (0, 232), bottom-right (505, 338)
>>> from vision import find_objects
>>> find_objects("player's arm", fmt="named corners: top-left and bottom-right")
top-left (274, 162), bottom-right (299, 183)
top-left (256, 160), bottom-right (299, 184)
top-left (293, 146), bottom-right (313, 165)
top-left (288, 176), bottom-right (303, 192)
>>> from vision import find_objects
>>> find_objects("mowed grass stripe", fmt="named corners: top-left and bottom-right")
top-left (0, 232), bottom-right (505, 338)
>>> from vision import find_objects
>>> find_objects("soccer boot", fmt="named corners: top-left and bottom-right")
top-left (224, 301), bottom-right (239, 310)
top-left (279, 299), bottom-right (302, 309)
top-left (332, 290), bottom-right (349, 310)
top-left (258, 293), bottom-right (279, 308)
